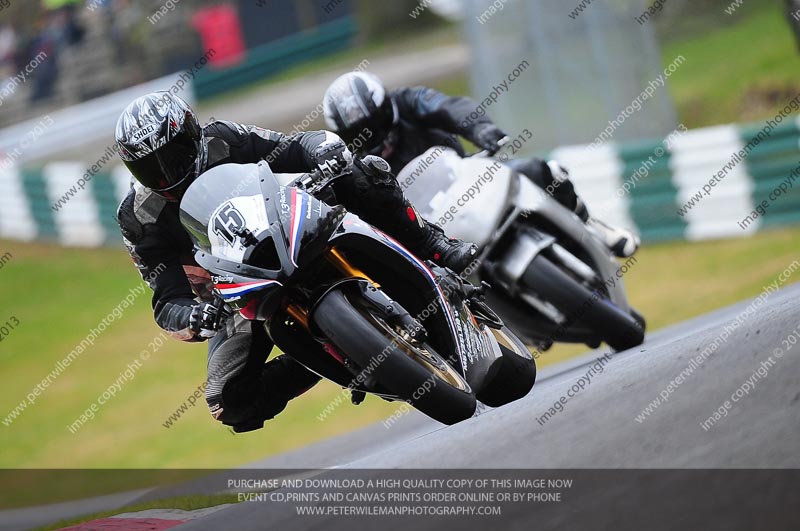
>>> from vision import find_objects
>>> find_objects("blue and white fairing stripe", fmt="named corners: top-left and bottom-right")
top-left (289, 188), bottom-right (306, 267)
top-left (375, 230), bottom-right (460, 334)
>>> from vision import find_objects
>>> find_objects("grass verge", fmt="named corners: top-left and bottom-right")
top-left (0, 225), bottom-right (798, 504)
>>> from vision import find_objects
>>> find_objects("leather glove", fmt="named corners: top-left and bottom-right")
top-left (471, 123), bottom-right (507, 153)
top-left (189, 302), bottom-right (227, 339)
top-left (353, 155), bottom-right (393, 184)
top-left (313, 135), bottom-right (353, 179)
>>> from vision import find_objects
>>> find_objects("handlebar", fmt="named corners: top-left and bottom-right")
top-left (293, 168), bottom-right (324, 191)
top-left (293, 156), bottom-right (350, 193)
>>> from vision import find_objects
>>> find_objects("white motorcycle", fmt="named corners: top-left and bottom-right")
top-left (400, 146), bottom-right (645, 352)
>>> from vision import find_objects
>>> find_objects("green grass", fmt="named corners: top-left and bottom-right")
top-left (0, 242), bottom-right (398, 476)
top-left (3, 2), bottom-right (800, 510)
top-left (202, 1), bottom-right (800, 133)
top-left (443, 1), bottom-right (800, 129)
top-left (2, 224), bottom-right (797, 525)
top-left (661, 0), bottom-right (800, 128)
top-left (538, 225), bottom-right (800, 366)
top-left (360, 2), bottom-right (799, 139)
top-left (431, 2), bottom-right (800, 130)
top-left (2, 226), bottom-right (799, 479)
top-left (403, 2), bottom-right (800, 133)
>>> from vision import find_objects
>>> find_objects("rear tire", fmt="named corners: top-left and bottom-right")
top-left (476, 327), bottom-right (537, 407)
top-left (313, 288), bottom-right (477, 425)
top-left (521, 256), bottom-right (644, 351)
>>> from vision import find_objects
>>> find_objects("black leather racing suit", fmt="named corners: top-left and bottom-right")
top-left (374, 86), bottom-right (579, 211)
top-left (116, 120), bottom-right (428, 432)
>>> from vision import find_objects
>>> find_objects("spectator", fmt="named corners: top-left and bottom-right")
top-left (28, 13), bottom-right (58, 102)
top-left (27, 3), bottom-right (85, 102)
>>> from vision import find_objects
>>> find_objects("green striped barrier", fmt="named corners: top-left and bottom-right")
top-left (1, 117), bottom-right (798, 247)
top-left (740, 121), bottom-right (800, 230)
top-left (618, 138), bottom-right (685, 242)
top-left (551, 118), bottom-right (800, 242)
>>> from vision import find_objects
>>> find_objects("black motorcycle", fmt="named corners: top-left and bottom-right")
top-left (179, 161), bottom-right (536, 424)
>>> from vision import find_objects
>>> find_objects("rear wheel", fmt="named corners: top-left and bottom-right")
top-left (476, 327), bottom-right (537, 407)
top-left (313, 288), bottom-right (477, 425)
top-left (521, 256), bottom-right (644, 351)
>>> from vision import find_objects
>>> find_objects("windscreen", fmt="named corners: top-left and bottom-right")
top-left (398, 147), bottom-right (460, 217)
top-left (179, 163), bottom-right (270, 258)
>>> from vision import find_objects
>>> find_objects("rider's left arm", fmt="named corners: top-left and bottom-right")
top-left (394, 86), bottom-right (495, 139)
top-left (240, 125), bottom-right (349, 174)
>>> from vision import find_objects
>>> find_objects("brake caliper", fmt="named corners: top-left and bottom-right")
top-left (465, 281), bottom-right (504, 330)
top-left (357, 282), bottom-right (427, 343)
top-left (430, 265), bottom-right (504, 330)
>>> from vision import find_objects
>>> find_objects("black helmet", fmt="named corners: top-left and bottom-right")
top-left (115, 91), bottom-right (205, 201)
top-left (323, 72), bottom-right (397, 154)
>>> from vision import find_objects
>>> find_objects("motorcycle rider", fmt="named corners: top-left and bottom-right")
top-left (114, 91), bottom-right (476, 432)
top-left (322, 72), bottom-right (639, 258)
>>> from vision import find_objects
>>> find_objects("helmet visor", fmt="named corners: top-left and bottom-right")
top-left (123, 130), bottom-right (199, 200)
top-left (332, 93), bottom-right (394, 154)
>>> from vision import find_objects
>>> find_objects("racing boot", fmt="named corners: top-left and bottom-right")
top-left (544, 160), bottom-right (640, 258)
top-left (413, 219), bottom-right (478, 273)
top-left (586, 215), bottom-right (640, 258)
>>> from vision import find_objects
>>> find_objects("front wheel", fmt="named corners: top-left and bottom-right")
top-left (313, 288), bottom-right (477, 425)
top-left (521, 256), bottom-right (645, 351)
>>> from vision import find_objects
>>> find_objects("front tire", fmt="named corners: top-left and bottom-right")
top-left (521, 256), bottom-right (645, 351)
top-left (313, 288), bottom-right (477, 425)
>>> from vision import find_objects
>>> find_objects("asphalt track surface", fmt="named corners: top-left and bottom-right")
top-left (175, 282), bottom-right (800, 530)
top-left (3, 283), bottom-right (799, 530)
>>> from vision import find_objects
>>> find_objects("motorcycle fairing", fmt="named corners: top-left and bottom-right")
top-left (400, 147), bottom-right (633, 313)
top-left (514, 178), bottom-right (632, 311)
top-left (182, 162), bottom-right (502, 386)
top-left (180, 162), bottom-right (342, 316)
top-left (399, 146), bottom-right (515, 248)
top-left (324, 215), bottom-right (501, 384)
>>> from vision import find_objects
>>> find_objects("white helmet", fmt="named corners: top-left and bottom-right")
top-left (323, 72), bottom-right (397, 152)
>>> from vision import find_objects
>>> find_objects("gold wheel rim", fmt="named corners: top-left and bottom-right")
top-left (363, 311), bottom-right (468, 392)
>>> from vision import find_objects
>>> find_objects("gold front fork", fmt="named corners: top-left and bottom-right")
top-left (284, 247), bottom-right (377, 331)
top-left (285, 303), bottom-right (309, 329)
top-left (325, 247), bottom-right (379, 287)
